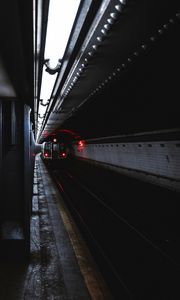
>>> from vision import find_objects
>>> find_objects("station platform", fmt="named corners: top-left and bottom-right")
top-left (0, 154), bottom-right (112, 300)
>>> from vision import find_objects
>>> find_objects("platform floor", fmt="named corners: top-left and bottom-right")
top-left (0, 154), bottom-right (112, 299)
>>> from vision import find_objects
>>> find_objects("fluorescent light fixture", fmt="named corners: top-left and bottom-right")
top-left (44, 0), bottom-right (81, 68)
top-left (40, 65), bottom-right (57, 102)
top-left (37, 0), bottom-right (81, 139)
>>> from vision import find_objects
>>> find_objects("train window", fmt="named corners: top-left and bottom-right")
top-left (44, 142), bottom-right (51, 150)
top-left (52, 143), bottom-right (58, 151)
top-left (43, 142), bottom-right (52, 158)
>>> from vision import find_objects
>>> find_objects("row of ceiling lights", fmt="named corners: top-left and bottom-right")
top-left (71, 11), bottom-right (180, 113)
top-left (56, 6), bottom-right (179, 118)
top-left (61, 0), bottom-right (128, 100)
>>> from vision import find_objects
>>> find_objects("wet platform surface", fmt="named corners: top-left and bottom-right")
top-left (0, 154), bottom-right (112, 299)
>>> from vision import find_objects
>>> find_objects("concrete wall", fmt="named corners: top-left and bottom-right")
top-left (73, 133), bottom-right (180, 191)
top-left (0, 101), bottom-right (35, 258)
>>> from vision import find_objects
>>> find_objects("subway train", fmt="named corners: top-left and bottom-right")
top-left (41, 138), bottom-right (85, 166)
top-left (41, 141), bottom-right (69, 160)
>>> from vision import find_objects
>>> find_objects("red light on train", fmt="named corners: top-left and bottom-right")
top-left (44, 152), bottom-right (49, 157)
top-left (59, 152), bottom-right (66, 158)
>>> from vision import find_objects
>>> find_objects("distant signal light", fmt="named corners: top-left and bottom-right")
top-left (78, 140), bottom-right (85, 147)
top-left (77, 140), bottom-right (85, 152)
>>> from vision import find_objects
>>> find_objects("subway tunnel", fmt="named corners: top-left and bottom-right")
top-left (0, 0), bottom-right (180, 299)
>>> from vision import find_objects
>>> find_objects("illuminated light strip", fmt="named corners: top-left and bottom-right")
top-left (44, 0), bottom-right (81, 68)
top-left (36, 0), bottom-right (81, 140)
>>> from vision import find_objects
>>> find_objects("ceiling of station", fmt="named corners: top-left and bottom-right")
top-left (0, 0), bottom-right (179, 142)
top-left (36, 0), bottom-right (180, 143)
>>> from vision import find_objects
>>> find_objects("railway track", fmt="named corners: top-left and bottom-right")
top-left (46, 160), bottom-right (180, 300)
